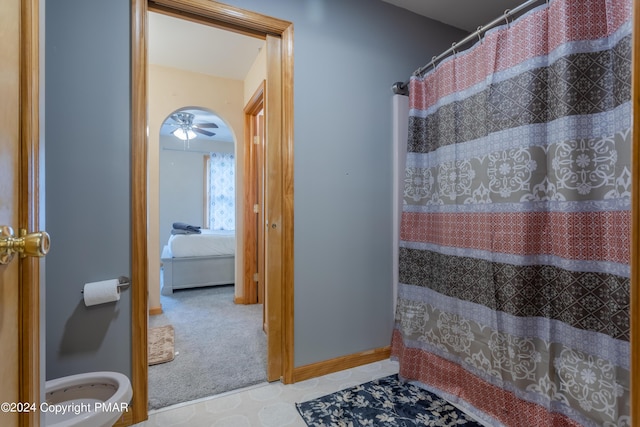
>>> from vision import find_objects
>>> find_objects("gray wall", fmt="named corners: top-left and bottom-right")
top-left (214, 0), bottom-right (465, 366)
top-left (45, 0), bottom-right (131, 379)
top-left (44, 0), bottom-right (466, 378)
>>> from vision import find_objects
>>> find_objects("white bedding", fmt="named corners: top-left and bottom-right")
top-left (168, 229), bottom-right (236, 258)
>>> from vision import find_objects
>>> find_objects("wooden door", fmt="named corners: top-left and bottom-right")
top-left (0, 0), bottom-right (42, 426)
top-left (0, 1), bottom-right (23, 423)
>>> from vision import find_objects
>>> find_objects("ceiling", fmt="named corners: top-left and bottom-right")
top-left (380, 0), bottom-right (534, 32)
top-left (148, 0), bottom-right (536, 79)
top-left (149, 1), bottom-right (530, 142)
top-left (149, 12), bottom-right (264, 142)
top-left (149, 12), bottom-right (265, 80)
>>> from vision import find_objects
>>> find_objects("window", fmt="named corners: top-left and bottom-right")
top-left (205, 152), bottom-right (235, 230)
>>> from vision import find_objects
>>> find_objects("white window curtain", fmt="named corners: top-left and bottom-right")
top-left (207, 152), bottom-right (235, 230)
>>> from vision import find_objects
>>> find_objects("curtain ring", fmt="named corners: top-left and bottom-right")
top-left (504, 9), bottom-right (511, 28)
top-left (477, 26), bottom-right (484, 43)
top-left (451, 42), bottom-right (458, 54)
top-left (431, 55), bottom-right (437, 69)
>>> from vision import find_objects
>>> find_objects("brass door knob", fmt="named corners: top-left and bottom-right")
top-left (0, 226), bottom-right (50, 265)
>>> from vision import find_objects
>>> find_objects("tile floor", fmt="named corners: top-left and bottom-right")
top-left (134, 359), bottom-right (400, 427)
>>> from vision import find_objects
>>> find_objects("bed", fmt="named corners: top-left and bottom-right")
top-left (161, 229), bottom-right (235, 295)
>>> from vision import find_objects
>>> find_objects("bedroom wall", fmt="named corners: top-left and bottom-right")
top-left (243, 45), bottom-right (267, 105)
top-left (149, 65), bottom-right (244, 310)
top-left (158, 137), bottom-right (234, 260)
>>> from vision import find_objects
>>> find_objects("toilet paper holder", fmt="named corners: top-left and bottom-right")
top-left (80, 276), bottom-right (130, 294)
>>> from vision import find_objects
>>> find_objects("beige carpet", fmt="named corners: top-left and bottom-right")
top-left (148, 325), bottom-right (175, 366)
top-left (148, 285), bottom-right (266, 410)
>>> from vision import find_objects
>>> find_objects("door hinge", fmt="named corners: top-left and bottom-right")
top-left (253, 135), bottom-right (259, 145)
top-left (253, 273), bottom-right (259, 282)
top-left (253, 204), bottom-right (259, 213)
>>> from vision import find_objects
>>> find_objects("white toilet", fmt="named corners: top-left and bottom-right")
top-left (44, 371), bottom-right (132, 427)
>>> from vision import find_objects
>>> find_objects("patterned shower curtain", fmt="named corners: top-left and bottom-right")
top-left (391, 1), bottom-right (632, 426)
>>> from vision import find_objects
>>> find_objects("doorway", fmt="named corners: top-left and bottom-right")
top-left (130, 0), bottom-right (295, 423)
top-left (150, 102), bottom-right (259, 408)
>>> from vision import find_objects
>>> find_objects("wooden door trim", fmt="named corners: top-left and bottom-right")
top-left (264, 33), bottom-right (283, 382)
top-left (130, 0), bottom-right (149, 423)
top-left (281, 23), bottom-right (294, 385)
top-left (131, 0), bottom-right (294, 422)
top-left (19, 0), bottom-right (42, 425)
top-left (243, 81), bottom-right (265, 305)
top-left (148, 0), bottom-right (291, 37)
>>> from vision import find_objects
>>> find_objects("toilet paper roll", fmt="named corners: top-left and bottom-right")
top-left (83, 279), bottom-right (121, 306)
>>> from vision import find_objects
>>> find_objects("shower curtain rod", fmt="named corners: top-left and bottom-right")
top-left (391, 0), bottom-right (544, 95)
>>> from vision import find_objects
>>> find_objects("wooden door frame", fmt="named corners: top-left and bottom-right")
top-left (243, 81), bottom-right (266, 306)
top-left (18, 0), bottom-right (42, 425)
top-left (131, 0), bottom-right (294, 423)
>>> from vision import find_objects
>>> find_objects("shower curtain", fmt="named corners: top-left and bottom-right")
top-left (391, 1), bottom-right (632, 426)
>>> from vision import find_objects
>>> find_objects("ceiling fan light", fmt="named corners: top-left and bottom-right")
top-left (172, 128), bottom-right (197, 141)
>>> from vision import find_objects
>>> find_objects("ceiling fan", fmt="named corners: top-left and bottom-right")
top-left (167, 112), bottom-right (219, 140)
